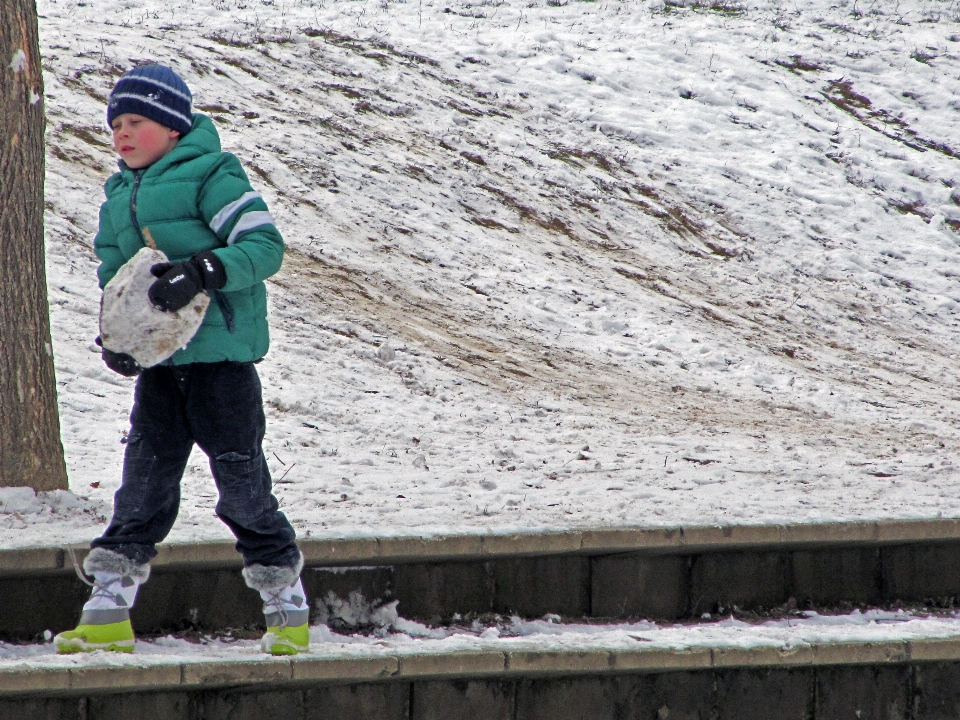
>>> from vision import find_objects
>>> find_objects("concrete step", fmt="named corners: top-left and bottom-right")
top-left (4, 518), bottom-right (960, 640)
top-left (2, 634), bottom-right (960, 719)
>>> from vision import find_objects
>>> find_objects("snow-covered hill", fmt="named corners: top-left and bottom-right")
top-left (11, 0), bottom-right (960, 548)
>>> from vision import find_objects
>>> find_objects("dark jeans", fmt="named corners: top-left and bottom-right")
top-left (92, 361), bottom-right (300, 570)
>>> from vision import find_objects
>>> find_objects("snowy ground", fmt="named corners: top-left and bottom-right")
top-left (10, 0), bottom-right (960, 548)
top-left (2, 608), bottom-right (960, 668)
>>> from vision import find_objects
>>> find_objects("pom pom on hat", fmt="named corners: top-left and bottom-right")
top-left (107, 65), bottom-right (193, 136)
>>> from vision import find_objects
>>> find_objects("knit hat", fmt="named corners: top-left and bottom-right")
top-left (107, 65), bottom-right (193, 136)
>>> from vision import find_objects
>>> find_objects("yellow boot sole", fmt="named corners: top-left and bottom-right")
top-left (54, 620), bottom-right (135, 654)
top-left (262, 623), bottom-right (309, 656)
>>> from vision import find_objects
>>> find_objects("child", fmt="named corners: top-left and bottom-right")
top-left (54, 65), bottom-right (309, 656)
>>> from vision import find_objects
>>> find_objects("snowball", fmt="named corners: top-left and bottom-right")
top-left (99, 248), bottom-right (210, 368)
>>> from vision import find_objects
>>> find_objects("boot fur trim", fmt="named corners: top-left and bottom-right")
top-left (242, 553), bottom-right (304, 592)
top-left (83, 548), bottom-right (151, 584)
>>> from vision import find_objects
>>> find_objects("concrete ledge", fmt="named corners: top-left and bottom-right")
top-left (0, 666), bottom-right (71, 695)
top-left (300, 537), bottom-right (380, 567)
top-left (180, 659), bottom-right (292, 687)
top-left (3, 637), bottom-right (960, 698)
top-left (711, 644), bottom-right (818, 669)
top-left (0, 547), bottom-right (63, 575)
top-left (505, 650), bottom-right (613, 675)
top-left (907, 636), bottom-right (960, 661)
top-left (612, 646), bottom-right (713, 672)
top-left (398, 650), bottom-right (506, 678)
top-left (6, 518), bottom-right (960, 577)
top-left (292, 656), bottom-right (399, 683)
top-left (69, 664), bottom-right (183, 694)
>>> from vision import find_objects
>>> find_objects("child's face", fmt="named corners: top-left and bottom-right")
top-left (111, 114), bottom-right (180, 169)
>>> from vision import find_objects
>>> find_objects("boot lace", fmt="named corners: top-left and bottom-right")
top-left (67, 547), bottom-right (129, 608)
top-left (264, 589), bottom-right (289, 629)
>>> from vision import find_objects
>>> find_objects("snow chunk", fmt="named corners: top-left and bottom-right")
top-left (0, 488), bottom-right (85, 516)
top-left (378, 343), bottom-right (396, 362)
top-left (0, 488), bottom-right (39, 514)
top-left (99, 248), bottom-right (210, 368)
top-left (316, 589), bottom-right (397, 629)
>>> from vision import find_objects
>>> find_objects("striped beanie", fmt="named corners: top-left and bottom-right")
top-left (107, 65), bottom-right (193, 136)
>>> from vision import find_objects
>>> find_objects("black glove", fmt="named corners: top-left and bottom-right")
top-left (95, 336), bottom-right (142, 377)
top-left (148, 250), bottom-right (227, 313)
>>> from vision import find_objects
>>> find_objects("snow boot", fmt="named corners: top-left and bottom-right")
top-left (55, 548), bottom-right (149, 654)
top-left (243, 555), bottom-right (309, 656)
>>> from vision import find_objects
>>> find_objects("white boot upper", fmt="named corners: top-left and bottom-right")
top-left (260, 578), bottom-right (309, 628)
top-left (82, 571), bottom-right (142, 612)
top-left (242, 553), bottom-right (308, 628)
top-left (78, 548), bottom-right (150, 624)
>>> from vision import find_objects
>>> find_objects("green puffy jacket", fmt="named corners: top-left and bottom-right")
top-left (94, 114), bottom-right (284, 365)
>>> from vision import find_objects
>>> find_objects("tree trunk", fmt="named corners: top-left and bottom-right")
top-left (0, 1), bottom-right (68, 491)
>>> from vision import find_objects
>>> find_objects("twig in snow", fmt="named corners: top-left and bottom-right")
top-left (785, 285), bottom-right (810, 312)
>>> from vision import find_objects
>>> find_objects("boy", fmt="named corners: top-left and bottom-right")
top-left (54, 65), bottom-right (309, 656)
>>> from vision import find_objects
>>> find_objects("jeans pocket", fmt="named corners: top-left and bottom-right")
top-left (214, 452), bottom-right (270, 525)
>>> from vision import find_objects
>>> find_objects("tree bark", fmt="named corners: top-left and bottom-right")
top-left (0, 1), bottom-right (68, 491)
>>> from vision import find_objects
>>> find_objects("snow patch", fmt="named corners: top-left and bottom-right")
top-left (9, 49), bottom-right (26, 74)
top-left (0, 487), bottom-right (88, 515)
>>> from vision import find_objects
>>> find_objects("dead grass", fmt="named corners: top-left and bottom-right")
top-left (664, 0), bottom-right (745, 16)
top-left (470, 217), bottom-right (519, 233)
top-left (318, 83), bottom-right (364, 100)
top-left (302, 27), bottom-right (439, 68)
top-left (402, 165), bottom-right (439, 184)
top-left (823, 80), bottom-right (960, 159)
top-left (478, 183), bottom-right (583, 242)
top-left (61, 124), bottom-right (110, 149)
top-left (546, 144), bottom-right (621, 174)
top-left (889, 199), bottom-right (932, 222)
top-left (460, 151), bottom-right (486, 166)
top-left (774, 55), bottom-right (827, 73)
top-left (58, 74), bottom-right (107, 103)
top-left (619, 184), bottom-right (706, 242)
top-left (49, 145), bottom-right (104, 172)
top-left (220, 56), bottom-right (260, 78)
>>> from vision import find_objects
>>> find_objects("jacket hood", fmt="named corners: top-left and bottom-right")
top-left (116, 114), bottom-right (220, 178)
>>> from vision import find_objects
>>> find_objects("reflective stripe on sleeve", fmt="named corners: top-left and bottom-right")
top-left (226, 211), bottom-right (276, 245)
top-left (209, 191), bottom-right (262, 234)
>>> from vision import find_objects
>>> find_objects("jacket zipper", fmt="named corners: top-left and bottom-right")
top-left (129, 170), bottom-right (146, 247)
top-left (128, 168), bottom-right (237, 334)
